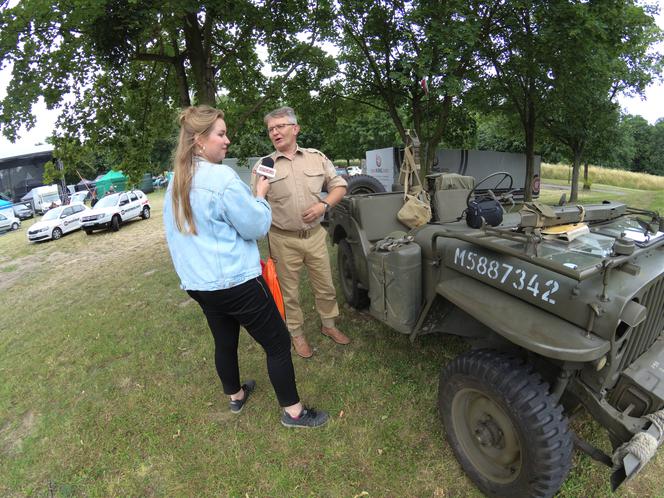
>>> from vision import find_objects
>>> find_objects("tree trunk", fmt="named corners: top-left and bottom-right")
top-left (569, 150), bottom-right (582, 202)
top-left (583, 161), bottom-right (590, 190)
top-left (170, 38), bottom-right (191, 108)
top-left (182, 12), bottom-right (215, 106)
top-left (524, 100), bottom-right (536, 202)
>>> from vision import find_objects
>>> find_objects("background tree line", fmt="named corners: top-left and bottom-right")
top-left (0, 0), bottom-right (662, 201)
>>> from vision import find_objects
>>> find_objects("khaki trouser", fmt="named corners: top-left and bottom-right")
top-left (269, 225), bottom-right (339, 337)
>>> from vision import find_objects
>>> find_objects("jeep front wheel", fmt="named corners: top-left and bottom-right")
top-left (141, 206), bottom-right (150, 219)
top-left (438, 349), bottom-right (572, 498)
top-left (337, 239), bottom-right (369, 309)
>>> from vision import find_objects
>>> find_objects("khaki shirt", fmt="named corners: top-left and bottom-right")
top-left (251, 146), bottom-right (347, 231)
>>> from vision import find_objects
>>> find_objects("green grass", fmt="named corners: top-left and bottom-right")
top-left (1, 184), bottom-right (663, 497)
top-left (542, 162), bottom-right (664, 191)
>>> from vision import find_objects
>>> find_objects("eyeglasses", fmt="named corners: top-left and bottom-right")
top-left (267, 123), bottom-right (296, 134)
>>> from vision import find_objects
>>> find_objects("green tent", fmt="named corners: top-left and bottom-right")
top-left (95, 170), bottom-right (128, 196)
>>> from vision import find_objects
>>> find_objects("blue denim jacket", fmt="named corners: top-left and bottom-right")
top-left (163, 158), bottom-right (271, 291)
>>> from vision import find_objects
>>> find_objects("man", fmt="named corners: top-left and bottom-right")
top-left (252, 106), bottom-right (349, 358)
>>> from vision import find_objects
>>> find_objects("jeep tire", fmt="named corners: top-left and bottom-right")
top-left (337, 239), bottom-right (369, 309)
top-left (345, 174), bottom-right (386, 195)
top-left (438, 349), bottom-right (572, 498)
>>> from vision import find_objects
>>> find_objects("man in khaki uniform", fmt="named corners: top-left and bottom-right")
top-left (251, 106), bottom-right (349, 358)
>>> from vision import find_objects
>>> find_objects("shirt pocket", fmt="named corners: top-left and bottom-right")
top-left (268, 170), bottom-right (290, 200)
top-left (303, 167), bottom-right (324, 195)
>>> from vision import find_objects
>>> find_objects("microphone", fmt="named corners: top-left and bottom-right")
top-left (256, 157), bottom-right (276, 178)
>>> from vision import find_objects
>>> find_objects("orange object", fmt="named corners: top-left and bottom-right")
top-left (261, 258), bottom-right (286, 320)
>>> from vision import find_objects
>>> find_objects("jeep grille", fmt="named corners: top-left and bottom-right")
top-left (619, 277), bottom-right (664, 371)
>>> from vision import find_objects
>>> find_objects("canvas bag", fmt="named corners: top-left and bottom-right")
top-left (397, 140), bottom-right (431, 228)
top-left (261, 236), bottom-right (286, 320)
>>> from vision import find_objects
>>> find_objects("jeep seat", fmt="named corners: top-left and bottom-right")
top-left (354, 192), bottom-right (410, 243)
top-left (432, 173), bottom-right (475, 223)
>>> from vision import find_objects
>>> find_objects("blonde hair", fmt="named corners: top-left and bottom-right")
top-left (172, 105), bottom-right (225, 234)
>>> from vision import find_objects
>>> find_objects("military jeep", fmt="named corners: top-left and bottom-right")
top-left (327, 171), bottom-right (664, 497)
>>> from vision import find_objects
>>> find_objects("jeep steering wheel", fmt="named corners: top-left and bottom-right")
top-left (466, 171), bottom-right (515, 207)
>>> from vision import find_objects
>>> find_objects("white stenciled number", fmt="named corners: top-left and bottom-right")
top-left (527, 274), bottom-right (540, 297)
top-left (477, 256), bottom-right (488, 275)
top-left (542, 280), bottom-right (559, 304)
top-left (466, 252), bottom-right (476, 271)
top-left (513, 269), bottom-right (525, 290)
top-left (488, 260), bottom-right (499, 280)
top-left (500, 263), bottom-right (513, 283)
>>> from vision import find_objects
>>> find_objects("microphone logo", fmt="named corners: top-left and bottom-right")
top-left (256, 156), bottom-right (276, 178)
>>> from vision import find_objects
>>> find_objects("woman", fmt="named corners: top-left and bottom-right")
top-left (163, 105), bottom-right (328, 428)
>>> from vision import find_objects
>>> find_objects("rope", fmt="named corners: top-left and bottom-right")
top-left (645, 410), bottom-right (664, 441)
top-left (611, 433), bottom-right (657, 472)
top-left (374, 235), bottom-right (414, 252)
top-left (611, 408), bottom-right (664, 474)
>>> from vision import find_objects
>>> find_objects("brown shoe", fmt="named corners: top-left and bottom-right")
top-left (321, 326), bottom-right (351, 345)
top-left (292, 335), bottom-right (313, 358)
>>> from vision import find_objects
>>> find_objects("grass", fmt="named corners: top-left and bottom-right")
top-left (541, 162), bottom-right (664, 191)
top-left (1, 179), bottom-right (663, 497)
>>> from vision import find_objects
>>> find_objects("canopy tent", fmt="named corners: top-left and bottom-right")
top-left (95, 170), bottom-right (128, 196)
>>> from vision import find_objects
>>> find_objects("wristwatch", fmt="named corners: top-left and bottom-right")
top-left (320, 200), bottom-right (330, 212)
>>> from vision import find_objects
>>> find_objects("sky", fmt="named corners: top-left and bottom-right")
top-left (0, 11), bottom-right (662, 159)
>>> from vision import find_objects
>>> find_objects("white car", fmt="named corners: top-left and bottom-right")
top-left (26, 202), bottom-right (88, 242)
top-left (0, 212), bottom-right (21, 232)
top-left (81, 190), bottom-right (151, 234)
top-left (347, 166), bottom-right (362, 176)
top-left (69, 191), bottom-right (89, 204)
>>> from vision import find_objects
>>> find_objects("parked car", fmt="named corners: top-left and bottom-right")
top-left (81, 190), bottom-right (151, 233)
top-left (13, 203), bottom-right (34, 220)
top-left (26, 202), bottom-right (88, 242)
top-left (68, 191), bottom-right (89, 204)
top-left (347, 166), bottom-right (362, 176)
top-left (0, 212), bottom-right (21, 232)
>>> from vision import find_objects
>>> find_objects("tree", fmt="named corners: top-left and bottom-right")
top-left (477, 0), bottom-right (662, 201)
top-left (335, 0), bottom-right (501, 177)
top-left (0, 0), bottom-right (337, 180)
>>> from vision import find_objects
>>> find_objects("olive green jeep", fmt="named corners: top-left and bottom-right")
top-left (327, 170), bottom-right (664, 497)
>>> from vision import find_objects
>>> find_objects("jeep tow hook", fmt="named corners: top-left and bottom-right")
top-left (611, 409), bottom-right (664, 490)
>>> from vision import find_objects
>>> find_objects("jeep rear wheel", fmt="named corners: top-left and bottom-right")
top-left (52, 227), bottom-right (63, 240)
top-left (141, 206), bottom-right (150, 219)
top-left (110, 215), bottom-right (121, 231)
top-left (337, 239), bottom-right (369, 309)
top-left (345, 174), bottom-right (386, 195)
top-left (438, 349), bottom-right (572, 498)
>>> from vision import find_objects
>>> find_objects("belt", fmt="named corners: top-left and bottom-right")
top-left (270, 225), bottom-right (321, 239)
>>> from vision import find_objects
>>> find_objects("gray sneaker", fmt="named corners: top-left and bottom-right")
top-left (229, 380), bottom-right (256, 414)
top-left (281, 407), bottom-right (329, 428)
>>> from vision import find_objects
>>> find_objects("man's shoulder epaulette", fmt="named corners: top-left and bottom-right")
top-left (303, 147), bottom-right (326, 157)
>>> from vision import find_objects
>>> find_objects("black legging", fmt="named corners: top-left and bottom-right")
top-left (187, 276), bottom-right (299, 407)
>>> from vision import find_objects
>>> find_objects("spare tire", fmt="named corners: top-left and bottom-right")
top-left (345, 174), bottom-right (386, 195)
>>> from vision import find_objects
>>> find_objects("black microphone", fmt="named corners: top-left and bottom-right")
top-left (256, 157), bottom-right (276, 178)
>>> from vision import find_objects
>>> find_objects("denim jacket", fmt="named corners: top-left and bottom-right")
top-left (163, 158), bottom-right (271, 291)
